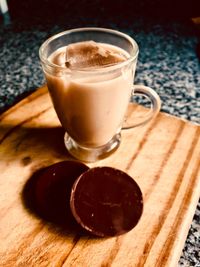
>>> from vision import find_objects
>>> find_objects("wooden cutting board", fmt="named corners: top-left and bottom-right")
top-left (0, 85), bottom-right (200, 267)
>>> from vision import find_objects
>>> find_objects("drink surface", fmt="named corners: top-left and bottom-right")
top-left (50, 41), bottom-right (129, 69)
top-left (45, 41), bottom-right (133, 147)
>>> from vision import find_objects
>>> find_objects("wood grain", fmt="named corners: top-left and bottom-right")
top-left (0, 85), bottom-right (200, 267)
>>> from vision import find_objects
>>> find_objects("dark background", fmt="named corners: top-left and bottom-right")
top-left (5, 0), bottom-right (200, 28)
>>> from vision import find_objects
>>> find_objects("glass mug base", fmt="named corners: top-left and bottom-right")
top-left (64, 133), bottom-right (121, 162)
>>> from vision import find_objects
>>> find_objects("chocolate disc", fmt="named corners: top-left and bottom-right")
top-left (35, 160), bottom-right (89, 225)
top-left (70, 167), bottom-right (143, 237)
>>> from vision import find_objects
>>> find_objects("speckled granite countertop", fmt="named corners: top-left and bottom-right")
top-left (0, 3), bottom-right (200, 265)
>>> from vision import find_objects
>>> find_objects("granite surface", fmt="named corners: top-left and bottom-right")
top-left (0, 1), bottom-right (200, 265)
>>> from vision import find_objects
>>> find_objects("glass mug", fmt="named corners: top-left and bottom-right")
top-left (39, 27), bottom-right (161, 162)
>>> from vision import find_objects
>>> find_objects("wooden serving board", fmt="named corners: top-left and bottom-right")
top-left (0, 85), bottom-right (200, 267)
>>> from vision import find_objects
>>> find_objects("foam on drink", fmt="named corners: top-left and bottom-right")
top-left (65, 41), bottom-right (128, 69)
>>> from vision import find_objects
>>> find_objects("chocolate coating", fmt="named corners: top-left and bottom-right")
top-left (35, 160), bottom-right (89, 225)
top-left (70, 167), bottom-right (143, 237)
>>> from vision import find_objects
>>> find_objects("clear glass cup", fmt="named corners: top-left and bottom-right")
top-left (39, 27), bottom-right (161, 162)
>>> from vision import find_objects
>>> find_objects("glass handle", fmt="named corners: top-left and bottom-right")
top-left (122, 85), bottom-right (161, 129)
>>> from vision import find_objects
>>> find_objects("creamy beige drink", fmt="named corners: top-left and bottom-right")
top-left (44, 41), bottom-right (133, 147)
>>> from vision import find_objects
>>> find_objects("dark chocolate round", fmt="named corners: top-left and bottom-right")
top-left (35, 160), bottom-right (89, 225)
top-left (70, 167), bottom-right (143, 237)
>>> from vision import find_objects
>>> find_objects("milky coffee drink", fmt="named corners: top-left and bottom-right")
top-left (45, 41), bottom-right (133, 147)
